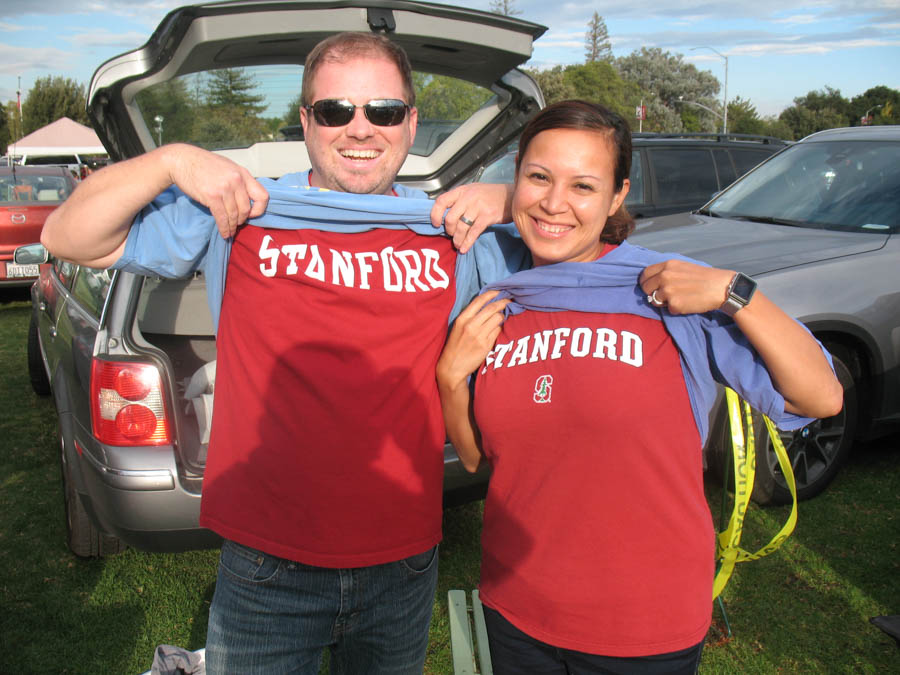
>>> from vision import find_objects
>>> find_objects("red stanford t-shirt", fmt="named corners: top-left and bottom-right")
top-left (199, 225), bottom-right (457, 567)
top-left (475, 307), bottom-right (713, 656)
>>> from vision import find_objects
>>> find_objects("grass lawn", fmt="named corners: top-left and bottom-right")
top-left (1, 290), bottom-right (898, 674)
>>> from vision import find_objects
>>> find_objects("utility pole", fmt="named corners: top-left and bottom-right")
top-left (691, 46), bottom-right (728, 134)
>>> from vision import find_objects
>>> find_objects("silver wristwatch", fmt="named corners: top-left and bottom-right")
top-left (720, 272), bottom-right (757, 316)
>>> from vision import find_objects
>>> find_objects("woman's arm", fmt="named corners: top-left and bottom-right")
top-left (436, 291), bottom-right (509, 472)
top-left (640, 260), bottom-right (843, 419)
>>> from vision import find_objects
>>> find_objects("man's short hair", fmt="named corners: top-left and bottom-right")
top-left (301, 32), bottom-right (416, 107)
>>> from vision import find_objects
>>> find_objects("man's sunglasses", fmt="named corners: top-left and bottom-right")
top-left (304, 99), bottom-right (410, 127)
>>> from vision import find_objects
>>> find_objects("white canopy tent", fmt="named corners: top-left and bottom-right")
top-left (9, 117), bottom-right (107, 158)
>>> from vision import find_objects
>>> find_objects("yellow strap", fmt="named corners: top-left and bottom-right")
top-left (712, 389), bottom-right (798, 599)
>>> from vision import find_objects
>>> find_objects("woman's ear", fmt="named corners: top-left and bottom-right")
top-left (608, 178), bottom-right (631, 217)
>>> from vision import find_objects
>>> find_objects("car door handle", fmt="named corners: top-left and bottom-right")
top-left (49, 326), bottom-right (58, 338)
top-left (39, 301), bottom-right (47, 311)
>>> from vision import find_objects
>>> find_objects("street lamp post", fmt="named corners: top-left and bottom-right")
top-left (153, 115), bottom-right (164, 146)
top-left (691, 46), bottom-right (728, 134)
top-left (863, 104), bottom-right (883, 125)
top-left (677, 96), bottom-right (724, 128)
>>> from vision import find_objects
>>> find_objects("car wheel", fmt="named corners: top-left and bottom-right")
top-left (27, 314), bottom-right (51, 396)
top-left (746, 353), bottom-right (857, 506)
top-left (59, 434), bottom-right (125, 558)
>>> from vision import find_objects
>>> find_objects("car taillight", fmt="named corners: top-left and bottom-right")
top-left (90, 359), bottom-right (172, 446)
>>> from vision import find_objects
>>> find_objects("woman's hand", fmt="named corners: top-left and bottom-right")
top-left (438, 291), bottom-right (510, 388)
top-left (430, 183), bottom-right (515, 253)
top-left (639, 259), bottom-right (735, 315)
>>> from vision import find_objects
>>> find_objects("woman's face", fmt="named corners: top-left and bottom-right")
top-left (512, 128), bottom-right (629, 266)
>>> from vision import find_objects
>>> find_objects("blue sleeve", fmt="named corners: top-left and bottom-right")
top-left (111, 186), bottom-right (218, 279)
top-left (702, 313), bottom-right (831, 431)
top-left (451, 222), bottom-right (531, 321)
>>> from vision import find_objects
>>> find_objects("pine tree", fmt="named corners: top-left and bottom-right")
top-left (489, 0), bottom-right (522, 17)
top-left (585, 12), bottom-right (613, 63)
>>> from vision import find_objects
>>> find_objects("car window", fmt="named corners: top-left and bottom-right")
top-left (730, 148), bottom-right (774, 176)
top-left (71, 267), bottom-right (112, 318)
top-left (53, 259), bottom-right (77, 289)
top-left (650, 148), bottom-right (719, 206)
top-left (625, 149), bottom-right (643, 206)
top-left (709, 140), bottom-right (900, 232)
top-left (23, 155), bottom-right (79, 166)
top-left (134, 65), bottom-right (492, 159)
top-left (0, 173), bottom-right (72, 204)
top-left (712, 149), bottom-right (737, 187)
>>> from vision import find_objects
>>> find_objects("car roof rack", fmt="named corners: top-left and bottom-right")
top-left (631, 132), bottom-right (787, 145)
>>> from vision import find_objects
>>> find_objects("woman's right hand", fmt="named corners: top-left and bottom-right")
top-left (437, 291), bottom-right (510, 389)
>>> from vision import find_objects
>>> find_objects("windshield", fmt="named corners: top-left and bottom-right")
top-left (0, 173), bottom-right (73, 204)
top-left (707, 140), bottom-right (900, 234)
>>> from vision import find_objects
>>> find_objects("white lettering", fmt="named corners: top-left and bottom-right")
top-left (492, 341), bottom-right (515, 369)
top-left (529, 330), bottom-right (553, 363)
top-left (550, 328), bottom-right (571, 360)
top-left (422, 249), bottom-right (450, 289)
top-left (570, 327), bottom-right (592, 357)
top-left (330, 249), bottom-right (354, 287)
top-left (305, 244), bottom-right (325, 281)
top-left (258, 235), bottom-right (279, 277)
top-left (592, 328), bottom-right (618, 361)
top-left (381, 247), bottom-right (403, 292)
top-left (355, 252), bottom-right (378, 290)
top-left (281, 244), bottom-right (307, 275)
top-left (508, 336), bottom-right (531, 367)
top-left (620, 331), bottom-right (643, 366)
top-left (393, 250), bottom-right (430, 292)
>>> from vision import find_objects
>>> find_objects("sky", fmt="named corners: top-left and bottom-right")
top-left (1, 0), bottom-right (898, 121)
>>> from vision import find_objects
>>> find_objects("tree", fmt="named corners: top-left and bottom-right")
top-left (21, 76), bottom-right (89, 134)
top-left (585, 12), bottom-right (613, 63)
top-left (134, 78), bottom-right (198, 145)
top-left (525, 66), bottom-right (576, 106)
top-left (778, 104), bottom-right (846, 140)
top-left (561, 62), bottom-right (631, 120)
top-left (726, 97), bottom-right (764, 135)
top-left (615, 47), bottom-right (720, 132)
top-left (205, 68), bottom-right (266, 114)
top-left (415, 74), bottom-right (491, 120)
top-left (0, 104), bottom-right (8, 154)
top-left (849, 85), bottom-right (900, 126)
top-left (489, 0), bottom-right (521, 16)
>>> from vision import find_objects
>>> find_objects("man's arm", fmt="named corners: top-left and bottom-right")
top-left (42, 144), bottom-right (269, 268)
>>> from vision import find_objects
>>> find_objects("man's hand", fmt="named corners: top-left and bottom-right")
top-left (431, 182), bottom-right (515, 254)
top-left (169, 145), bottom-right (270, 239)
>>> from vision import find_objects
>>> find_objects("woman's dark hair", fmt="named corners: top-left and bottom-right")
top-left (515, 100), bottom-right (635, 243)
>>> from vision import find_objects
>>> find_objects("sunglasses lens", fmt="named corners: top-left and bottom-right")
top-left (312, 100), bottom-right (355, 127)
top-left (364, 100), bottom-right (408, 126)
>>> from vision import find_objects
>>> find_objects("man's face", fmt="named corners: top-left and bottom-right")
top-left (301, 56), bottom-right (417, 195)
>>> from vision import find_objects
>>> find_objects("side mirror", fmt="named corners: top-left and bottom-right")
top-left (14, 243), bottom-right (49, 265)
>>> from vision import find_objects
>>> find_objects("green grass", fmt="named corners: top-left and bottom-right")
top-left (1, 291), bottom-right (897, 674)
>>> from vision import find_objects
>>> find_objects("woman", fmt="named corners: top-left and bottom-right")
top-left (437, 101), bottom-right (842, 674)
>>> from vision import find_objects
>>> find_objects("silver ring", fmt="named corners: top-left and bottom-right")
top-left (648, 290), bottom-right (664, 306)
top-left (459, 215), bottom-right (475, 226)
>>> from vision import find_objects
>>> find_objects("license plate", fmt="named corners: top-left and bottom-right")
top-left (5, 263), bottom-right (39, 278)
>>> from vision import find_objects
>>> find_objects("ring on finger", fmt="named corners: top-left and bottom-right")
top-left (459, 215), bottom-right (475, 226)
top-left (647, 289), bottom-right (665, 307)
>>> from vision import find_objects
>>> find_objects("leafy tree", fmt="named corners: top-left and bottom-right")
top-left (489, 0), bottom-right (521, 16)
top-left (726, 97), bottom-right (764, 135)
top-left (849, 85), bottom-right (900, 126)
top-left (205, 68), bottom-right (266, 115)
top-left (193, 105), bottom-right (270, 149)
top-left (585, 12), bottom-right (613, 63)
top-left (758, 116), bottom-right (794, 141)
top-left (777, 104), bottom-right (846, 140)
top-left (562, 62), bottom-right (631, 119)
top-left (4, 101), bottom-right (23, 146)
top-left (283, 92), bottom-right (303, 127)
top-left (21, 76), bottom-right (89, 134)
top-left (134, 79), bottom-right (198, 145)
top-left (616, 47), bottom-right (720, 109)
top-left (0, 104), bottom-right (8, 154)
top-left (525, 66), bottom-right (576, 106)
top-left (415, 74), bottom-right (491, 120)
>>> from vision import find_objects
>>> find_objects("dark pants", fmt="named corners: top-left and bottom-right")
top-left (483, 606), bottom-right (704, 675)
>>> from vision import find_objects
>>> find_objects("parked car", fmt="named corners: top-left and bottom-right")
top-left (475, 132), bottom-right (787, 218)
top-left (26, 0), bottom-right (547, 557)
top-left (1, 166), bottom-right (76, 287)
top-left (629, 125), bottom-right (900, 505)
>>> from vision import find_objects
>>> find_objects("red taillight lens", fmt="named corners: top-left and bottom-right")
top-left (91, 359), bottom-right (172, 446)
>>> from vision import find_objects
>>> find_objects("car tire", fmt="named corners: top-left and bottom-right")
top-left (714, 353), bottom-right (857, 506)
top-left (60, 434), bottom-right (125, 558)
top-left (27, 314), bottom-right (51, 396)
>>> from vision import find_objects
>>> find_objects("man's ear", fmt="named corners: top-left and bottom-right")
top-left (407, 106), bottom-right (418, 144)
top-left (300, 105), bottom-right (310, 135)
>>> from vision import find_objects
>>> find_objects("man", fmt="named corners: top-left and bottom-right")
top-left (42, 32), bottom-right (520, 674)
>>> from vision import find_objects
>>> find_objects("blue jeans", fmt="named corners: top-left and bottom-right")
top-left (206, 539), bottom-right (439, 674)
top-left (483, 606), bottom-right (704, 675)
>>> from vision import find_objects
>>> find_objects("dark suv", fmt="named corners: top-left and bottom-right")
top-left (25, 0), bottom-right (547, 557)
top-left (476, 132), bottom-right (787, 218)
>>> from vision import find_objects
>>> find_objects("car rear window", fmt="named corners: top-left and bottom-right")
top-left (134, 64), bottom-right (493, 158)
top-left (0, 173), bottom-right (73, 204)
top-left (730, 148), bottom-right (774, 175)
top-left (650, 148), bottom-right (719, 206)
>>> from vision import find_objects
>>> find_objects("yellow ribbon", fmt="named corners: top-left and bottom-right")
top-left (712, 388), bottom-right (798, 599)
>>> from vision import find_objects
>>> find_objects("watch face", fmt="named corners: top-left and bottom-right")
top-left (731, 273), bottom-right (757, 302)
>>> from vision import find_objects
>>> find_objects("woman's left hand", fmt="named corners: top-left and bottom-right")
top-left (640, 259), bottom-right (735, 315)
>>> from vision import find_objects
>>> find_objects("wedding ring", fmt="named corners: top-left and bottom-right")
top-left (459, 215), bottom-right (475, 226)
top-left (648, 290), bottom-right (664, 306)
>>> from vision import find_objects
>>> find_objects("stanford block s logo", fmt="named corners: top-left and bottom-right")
top-left (533, 375), bottom-right (553, 404)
